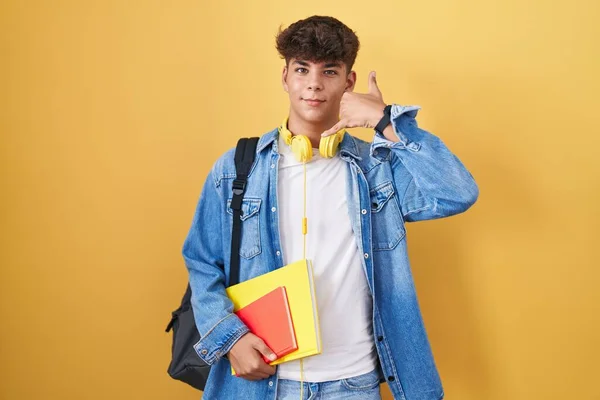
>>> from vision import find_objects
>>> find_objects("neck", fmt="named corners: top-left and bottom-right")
top-left (286, 111), bottom-right (340, 148)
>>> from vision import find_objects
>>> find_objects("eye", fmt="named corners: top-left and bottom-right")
top-left (295, 67), bottom-right (308, 74)
top-left (324, 70), bottom-right (338, 75)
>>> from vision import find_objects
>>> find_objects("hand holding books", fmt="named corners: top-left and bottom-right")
top-left (227, 332), bottom-right (276, 381)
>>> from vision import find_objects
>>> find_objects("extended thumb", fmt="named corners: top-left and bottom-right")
top-left (368, 71), bottom-right (380, 94)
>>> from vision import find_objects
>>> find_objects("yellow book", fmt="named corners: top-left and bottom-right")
top-left (227, 259), bottom-right (321, 374)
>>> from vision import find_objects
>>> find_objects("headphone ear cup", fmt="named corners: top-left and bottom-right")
top-left (291, 135), bottom-right (313, 163)
top-left (319, 132), bottom-right (343, 158)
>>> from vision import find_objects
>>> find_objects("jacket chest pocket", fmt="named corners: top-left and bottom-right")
top-left (370, 181), bottom-right (406, 251)
top-left (226, 198), bottom-right (262, 259)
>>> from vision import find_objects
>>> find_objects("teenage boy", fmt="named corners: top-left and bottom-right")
top-left (183, 15), bottom-right (478, 400)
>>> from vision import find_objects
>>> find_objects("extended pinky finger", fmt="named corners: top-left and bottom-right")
top-left (322, 121), bottom-right (347, 137)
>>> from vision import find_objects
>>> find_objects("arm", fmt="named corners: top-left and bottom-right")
top-left (183, 166), bottom-right (277, 380)
top-left (371, 105), bottom-right (479, 222)
top-left (321, 71), bottom-right (479, 222)
top-left (182, 168), bottom-right (249, 365)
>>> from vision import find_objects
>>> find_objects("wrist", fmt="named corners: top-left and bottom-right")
top-left (374, 104), bottom-right (392, 133)
top-left (371, 109), bottom-right (385, 127)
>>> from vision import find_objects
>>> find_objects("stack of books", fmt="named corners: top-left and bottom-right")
top-left (225, 259), bottom-right (321, 373)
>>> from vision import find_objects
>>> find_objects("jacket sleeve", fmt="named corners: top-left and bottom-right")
top-left (370, 104), bottom-right (479, 222)
top-left (182, 167), bottom-right (249, 365)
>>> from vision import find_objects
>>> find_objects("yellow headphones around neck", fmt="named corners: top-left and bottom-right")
top-left (279, 117), bottom-right (346, 163)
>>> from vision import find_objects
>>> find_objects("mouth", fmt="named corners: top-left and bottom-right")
top-left (302, 98), bottom-right (326, 107)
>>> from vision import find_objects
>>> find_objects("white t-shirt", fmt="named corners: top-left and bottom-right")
top-left (275, 133), bottom-right (378, 382)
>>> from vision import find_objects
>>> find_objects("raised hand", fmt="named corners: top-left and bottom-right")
top-left (321, 71), bottom-right (387, 137)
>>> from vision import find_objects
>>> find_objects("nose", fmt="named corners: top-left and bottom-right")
top-left (307, 71), bottom-right (323, 91)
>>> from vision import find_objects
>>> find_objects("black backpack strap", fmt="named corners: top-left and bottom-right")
top-left (229, 137), bottom-right (259, 287)
top-left (166, 138), bottom-right (258, 332)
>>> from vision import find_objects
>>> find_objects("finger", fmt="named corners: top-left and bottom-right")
top-left (240, 372), bottom-right (269, 381)
top-left (368, 71), bottom-right (382, 98)
top-left (250, 371), bottom-right (270, 380)
top-left (253, 338), bottom-right (277, 362)
top-left (259, 362), bottom-right (277, 376)
top-left (321, 120), bottom-right (347, 137)
top-left (237, 360), bottom-right (270, 380)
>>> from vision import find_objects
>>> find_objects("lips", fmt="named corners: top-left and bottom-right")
top-left (303, 98), bottom-right (325, 106)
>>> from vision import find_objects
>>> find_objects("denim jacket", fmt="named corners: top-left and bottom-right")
top-left (182, 105), bottom-right (479, 400)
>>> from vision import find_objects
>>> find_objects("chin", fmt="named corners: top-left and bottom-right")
top-left (302, 114), bottom-right (326, 123)
top-left (298, 109), bottom-right (331, 123)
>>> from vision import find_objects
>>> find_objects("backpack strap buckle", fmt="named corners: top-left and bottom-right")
top-left (232, 179), bottom-right (246, 196)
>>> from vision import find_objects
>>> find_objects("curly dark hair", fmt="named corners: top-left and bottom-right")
top-left (275, 16), bottom-right (360, 73)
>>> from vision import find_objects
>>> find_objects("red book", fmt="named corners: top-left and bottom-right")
top-left (235, 286), bottom-right (298, 363)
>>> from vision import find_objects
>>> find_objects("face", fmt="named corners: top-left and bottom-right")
top-left (282, 58), bottom-right (356, 125)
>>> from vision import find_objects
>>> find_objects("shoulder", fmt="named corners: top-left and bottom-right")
top-left (210, 127), bottom-right (278, 187)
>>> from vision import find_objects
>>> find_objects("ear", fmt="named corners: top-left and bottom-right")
top-left (344, 70), bottom-right (357, 92)
top-left (282, 65), bottom-right (289, 93)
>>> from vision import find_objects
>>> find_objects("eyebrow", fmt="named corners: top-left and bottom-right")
top-left (293, 60), bottom-right (343, 68)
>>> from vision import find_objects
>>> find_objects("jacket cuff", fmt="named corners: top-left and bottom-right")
top-left (193, 313), bottom-right (250, 365)
top-left (371, 104), bottom-right (423, 160)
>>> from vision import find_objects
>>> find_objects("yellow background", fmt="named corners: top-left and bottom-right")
top-left (1, 1), bottom-right (599, 399)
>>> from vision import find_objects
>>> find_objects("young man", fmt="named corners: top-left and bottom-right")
top-left (182, 15), bottom-right (478, 400)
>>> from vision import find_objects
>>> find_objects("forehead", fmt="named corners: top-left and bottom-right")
top-left (289, 58), bottom-right (344, 69)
